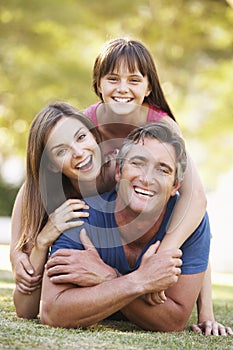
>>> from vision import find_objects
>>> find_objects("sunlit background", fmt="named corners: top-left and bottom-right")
top-left (0, 0), bottom-right (232, 273)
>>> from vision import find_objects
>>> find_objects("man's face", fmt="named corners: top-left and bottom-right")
top-left (115, 138), bottom-right (180, 216)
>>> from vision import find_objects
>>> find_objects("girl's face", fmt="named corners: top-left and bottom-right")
top-left (98, 61), bottom-right (151, 114)
top-left (46, 117), bottom-right (102, 183)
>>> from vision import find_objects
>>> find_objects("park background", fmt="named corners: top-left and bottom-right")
top-left (0, 2), bottom-right (233, 349)
top-left (0, 0), bottom-right (232, 274)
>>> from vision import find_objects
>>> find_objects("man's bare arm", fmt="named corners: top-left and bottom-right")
top-left (121, 273), bottom-right (204, 332)
top-left (40, 235), bottom-right (182, 328)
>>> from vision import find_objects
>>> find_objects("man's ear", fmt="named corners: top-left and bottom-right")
top-left (47, 162), bottom-right (59, 173)
top-left (115, 162), bottom-right (122, 183)
top-left (170, 181), bottom-right (181, 196)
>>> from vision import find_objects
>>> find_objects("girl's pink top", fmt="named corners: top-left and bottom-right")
top-left (84, 102), bottom-right (167, 126)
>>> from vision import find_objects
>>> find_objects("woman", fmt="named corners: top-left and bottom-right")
top-left (12, 101), bottom-right (115, 319)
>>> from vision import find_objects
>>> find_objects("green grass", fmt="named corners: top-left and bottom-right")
top-left (0, 270), bottom-right (232, 350)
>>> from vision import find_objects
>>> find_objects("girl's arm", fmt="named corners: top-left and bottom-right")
top-left (191, 263), bottom-right (233, 336)
top-left (158, 116), bottom-right (207, 251)
top-left (13, 199), bottom-right (90, 319)
top-left (148, 118), bottom-right (232, 335)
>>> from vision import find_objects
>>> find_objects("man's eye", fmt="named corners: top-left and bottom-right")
top-left (131, 161), bottom-right (143, 166)
top-left (158, 167), bottom-right (170, 174)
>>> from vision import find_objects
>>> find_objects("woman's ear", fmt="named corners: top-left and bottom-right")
top-left (47, 162), bottom-right (59, 173)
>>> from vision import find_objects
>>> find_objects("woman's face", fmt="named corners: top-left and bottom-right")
top-left (45, 117), bottom-right (102, 183)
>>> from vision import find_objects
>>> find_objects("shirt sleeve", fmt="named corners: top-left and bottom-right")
top-left (50, 230), bottom-right (84, 256)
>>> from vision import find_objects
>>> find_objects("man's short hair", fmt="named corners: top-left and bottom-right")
top-left (117, 122), bottom-right (187, 184)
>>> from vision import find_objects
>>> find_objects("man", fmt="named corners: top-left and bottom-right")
top-left (40, 122), bottom-right (210, 331)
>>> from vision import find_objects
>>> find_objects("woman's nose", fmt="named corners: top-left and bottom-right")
top-left (71, 143), bottom-right (84, 158)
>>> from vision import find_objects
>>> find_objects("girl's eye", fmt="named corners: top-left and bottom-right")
top-left (107, 75), bottom-right (118, 82)
top-left (129, 78), bottom-right (140, 83)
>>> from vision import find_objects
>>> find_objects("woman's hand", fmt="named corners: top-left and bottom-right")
top-left (11, 250), bottom-right (41, 294)
top-left (191, 320), bottom-right (233, 336)
top-left (36, 199), bottom-right (89, 250)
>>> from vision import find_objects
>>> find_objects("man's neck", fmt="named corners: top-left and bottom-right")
top-left (115, 199), bottom-right (166, 249)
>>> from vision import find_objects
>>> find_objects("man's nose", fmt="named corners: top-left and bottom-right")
top-left (139, 167), bottom-right (155, 185)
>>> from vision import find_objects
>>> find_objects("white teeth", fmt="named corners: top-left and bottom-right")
top-left (134, 187), bottom-right (154, 197)
top-left (113, 97), bottom-right (131, 103)
top-left (77, 156), bottom-right (91, 169)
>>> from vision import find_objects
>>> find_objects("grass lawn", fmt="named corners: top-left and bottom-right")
top-left (0, 269), bottom-right (232, 350)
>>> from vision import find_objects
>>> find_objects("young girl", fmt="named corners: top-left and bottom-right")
top-left (12, 101), bottom-right (116, 319)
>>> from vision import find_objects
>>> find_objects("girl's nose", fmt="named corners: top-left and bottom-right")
top-left (117, 80), bottom-right (129, 93)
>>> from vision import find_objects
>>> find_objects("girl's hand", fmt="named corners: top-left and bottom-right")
top-left (11, 250), bottom-right (41, 294)
top-left (36, 199), bottom-right (89, 249)
top-left (191, 320), bottom-right (233, 336)
top-left (143, 290), bottom-right (167, 305)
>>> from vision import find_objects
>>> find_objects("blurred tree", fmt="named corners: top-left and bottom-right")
top-left (0, 0), bottom-right (232, 214)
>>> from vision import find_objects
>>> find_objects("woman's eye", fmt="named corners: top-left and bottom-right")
top-left (77, 133), bottom-right (86, 141)
top-left (56, 149), bottom-right (67, 157)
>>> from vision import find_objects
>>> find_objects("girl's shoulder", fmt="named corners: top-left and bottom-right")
top-left (83, 102), bottom-right (101, 126)
top-left (147, 104), bottom-right (168, 122)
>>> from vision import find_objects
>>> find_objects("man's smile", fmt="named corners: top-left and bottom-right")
top-left (133, 186), bottom-right (155, 198)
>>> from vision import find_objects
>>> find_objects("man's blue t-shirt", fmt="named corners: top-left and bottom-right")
top-left (51, 189), bottom-right (211, 275)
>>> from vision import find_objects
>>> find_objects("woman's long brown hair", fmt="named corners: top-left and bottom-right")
top-left (18, 102), bottom-right (102, 251)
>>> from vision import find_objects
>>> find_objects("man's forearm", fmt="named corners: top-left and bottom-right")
top-left (122, 294), bottom-right (186, 332)
top-left (40, 271), bottom-right (145, 328)
top-left (122, 273), bottom-right (204, 332)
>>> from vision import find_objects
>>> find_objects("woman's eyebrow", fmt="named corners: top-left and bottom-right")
top-left (50, 127), bottom-right (83, 152)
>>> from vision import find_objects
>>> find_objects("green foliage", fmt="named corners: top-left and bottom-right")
top-left (0, 179), bottom-right (20, 216)
top-left (0, 270), bottom-right (233, 349)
